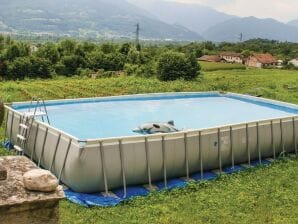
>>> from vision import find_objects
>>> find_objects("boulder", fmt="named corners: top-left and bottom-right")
top-left (23, 169), bottom-right (58, 192)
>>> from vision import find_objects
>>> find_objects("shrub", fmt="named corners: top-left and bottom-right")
top-left (29, 57), bottom-right (52, 78)
top-left (157, 51), bottom-right (200, 81)
top-left (6, 56), bottom-right (51, 79)
top-left (6, 57), bottom-right (31, 79)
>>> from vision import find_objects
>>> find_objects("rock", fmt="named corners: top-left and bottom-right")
top-left (0, 164), bottom-right (7, 181)
top-left (23, 169), bottom-right (58, 192)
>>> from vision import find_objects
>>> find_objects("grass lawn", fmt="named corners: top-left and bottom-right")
top-left (0, 68), bottom-right (298, 223)
top-left (199, 61), bottom-right (246, 71)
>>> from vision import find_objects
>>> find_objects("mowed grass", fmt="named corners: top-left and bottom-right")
top-left (199, 61), bottom-right (246, 71)
top-left (0, 69), bottom-right (298, 223)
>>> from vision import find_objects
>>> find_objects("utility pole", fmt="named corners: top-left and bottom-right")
top-left (239, 33), bottom-right (243, 42)
top-left (135, 23), bottom-right (141, 51)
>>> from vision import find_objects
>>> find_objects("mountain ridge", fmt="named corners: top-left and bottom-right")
top-left (0, 0), bottom-right (203, 41)
top-left (203, 16), bottom-right (298, 42)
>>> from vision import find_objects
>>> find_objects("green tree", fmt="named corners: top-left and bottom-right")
top-left (36, 43), bottom-right (60, 63)
top-left (29, 57), bottom-right (52, 78)
top-left (157, 51), bottom-right (200, 81)
top-left (7, 57), bottom-right (31, 79)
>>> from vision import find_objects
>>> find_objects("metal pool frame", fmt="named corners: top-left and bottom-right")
top-left (4, 92), bottom-right (298, 194)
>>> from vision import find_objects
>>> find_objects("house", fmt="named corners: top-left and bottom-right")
top-left (289, 58), bottom-right (298, 67)
top-left (245, 53), bottom-right (278, 68)
top-left (198, 55), bottom-right (225, 63)
top-left (29, 45), bottom-right (38, 54)
top-left (219, 52), bottom-right (243, 64)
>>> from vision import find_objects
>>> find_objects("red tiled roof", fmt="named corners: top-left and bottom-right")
top-left (252, 54), bottom-right (277, 64)
top-left (220, 52), bottom-right (242, 57)
top-left (198, 55), bottom-right (222, 62)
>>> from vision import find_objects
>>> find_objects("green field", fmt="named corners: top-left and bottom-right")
top-left (0, 69), bottom-right (298, 223)
top-left (199, 61), bottom-right (246, 71)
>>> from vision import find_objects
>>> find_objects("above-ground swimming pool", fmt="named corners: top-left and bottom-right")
top-left (5, 92), bottom-right (298, 193)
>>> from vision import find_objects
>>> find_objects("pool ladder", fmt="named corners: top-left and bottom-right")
top-left (14, 98), bottom-right (50, 155)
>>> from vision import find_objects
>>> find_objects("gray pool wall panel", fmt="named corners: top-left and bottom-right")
top-left (5, 92), bottom-right (298, 193)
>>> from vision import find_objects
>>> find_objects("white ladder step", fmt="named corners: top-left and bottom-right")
top-left (14, 145), bottom-right (24, 152)
top-left (19, 124), bottom-right (29, 129)
top-left (17, 134), bottom-right (26, 141)
top-left (23, 111), bottom-right (46, 118)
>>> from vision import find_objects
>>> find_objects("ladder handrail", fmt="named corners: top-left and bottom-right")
top-left (14, 97), bottom-right (51, 155)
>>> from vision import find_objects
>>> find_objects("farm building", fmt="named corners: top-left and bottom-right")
top-left (289, 58), bottom-right (298, 67)
top-left (198, 55), bottom-right (225, 63)
top-left (245, 53), bottom-right (278, 68)
top-left (219, 52), bottom-right (243, 64)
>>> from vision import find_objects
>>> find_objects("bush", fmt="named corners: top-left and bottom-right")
top-left (6, 56), bottom-right (51, 79)
top-left (157, 51), bottom-right (200, 81)
top-left (29, 57), bottom-right (52, 78)
top-left (6, 57), bottom-right (31, 79)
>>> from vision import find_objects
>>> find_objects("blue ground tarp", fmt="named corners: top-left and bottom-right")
top-left (64, 158), bottom-right (273, 207)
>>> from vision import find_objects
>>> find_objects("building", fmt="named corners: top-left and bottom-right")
top-left (198, 55), bottom-right (225, 63)
top-left (289, 58), bottom-right (298, 67)
top-left (219, 52), bottom-right (243, 64)
top-left (245, 53), bottom-right (278, 68)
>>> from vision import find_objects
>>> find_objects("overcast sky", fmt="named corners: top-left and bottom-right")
top-left (171, 0), bottom-right (298, 22)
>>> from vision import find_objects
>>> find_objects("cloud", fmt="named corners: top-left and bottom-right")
top-left (170, 0), bottom-right (298, 22)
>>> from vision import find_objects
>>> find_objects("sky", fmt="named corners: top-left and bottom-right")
top-left (171, 0), bottom-right (298, 22)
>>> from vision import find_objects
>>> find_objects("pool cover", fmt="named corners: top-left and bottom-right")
top-left (64, 158), bottom-right (273, 207)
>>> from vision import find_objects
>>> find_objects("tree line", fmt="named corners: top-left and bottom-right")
top-left (0, 36), bottom-right (201, 81)
top-left (0, 36), bottom-right (297, 81)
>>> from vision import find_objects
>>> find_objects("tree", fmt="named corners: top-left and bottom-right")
top-left (29, 57), bottom-right (52, 78)
top-left (184, 53), bottom-right (200, 81)
top-left (6, 57), bottom-right (31, 79)
top-left (58, 39), bottom-right (77, 56)
top-left (157, 51), bottom-right (200, 81)
top-left (57, 55), bottom-right (84, 76)
top-left (36, 43), bottom-right (60, 63)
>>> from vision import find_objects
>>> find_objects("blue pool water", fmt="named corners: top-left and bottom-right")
top-left (14, 93), bottom-right (298, 139)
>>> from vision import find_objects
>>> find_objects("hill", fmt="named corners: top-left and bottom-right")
top-left (203, 17), bottom-right (298, 42)
top-left (129, 0), bottom-right (234, 33)
top-left (288, 19), bottom-right (298, 28)
top-left (0, 0), bottom-right (202, 41)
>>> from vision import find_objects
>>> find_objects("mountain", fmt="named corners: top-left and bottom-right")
top-left (0, 0), bottom-right (202, 41)
top-left (288, 19), bottom-right (298, 28)
top-left (203, 17), bottom-right (298, 42)
top-left (128, 0), bottom-right (235, 33)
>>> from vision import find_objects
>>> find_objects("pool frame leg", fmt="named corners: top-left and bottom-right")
top-left (280, 119), bottom-right (285, 158)
top-left (162, 136), bottom-right (167, 189)
top-left (119, 139), bottom-right (127, 198)
top-left (145, 137), bottom-right (152, 190)
top-left (257, 122), bottom-right (262, 165)
top-left (184, 133), bottom-right (190, 180)
top-left (58, 139), bottom-right (72, 183)
top-left (50, 133), bottom-right (61, 172)
top-left (199, 131), bottom-right (203, 179)
top-left (99, 141), bottom-right (109, 195)
top-left (217, 128), bottom-right (222, 174)
top-left (230, 126), bottom-right (234, 169)
top-left (271, 120), bottom-right (276, 160)
top-left (246, 123), bottom-right (251, 167)
top-left (292, 117), bottom-right (297, 155)
top-left (38, 127), bottom-right (48, 167)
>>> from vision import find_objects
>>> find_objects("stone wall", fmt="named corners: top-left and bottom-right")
top-left (0, 156), bottom-right (64, 224)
